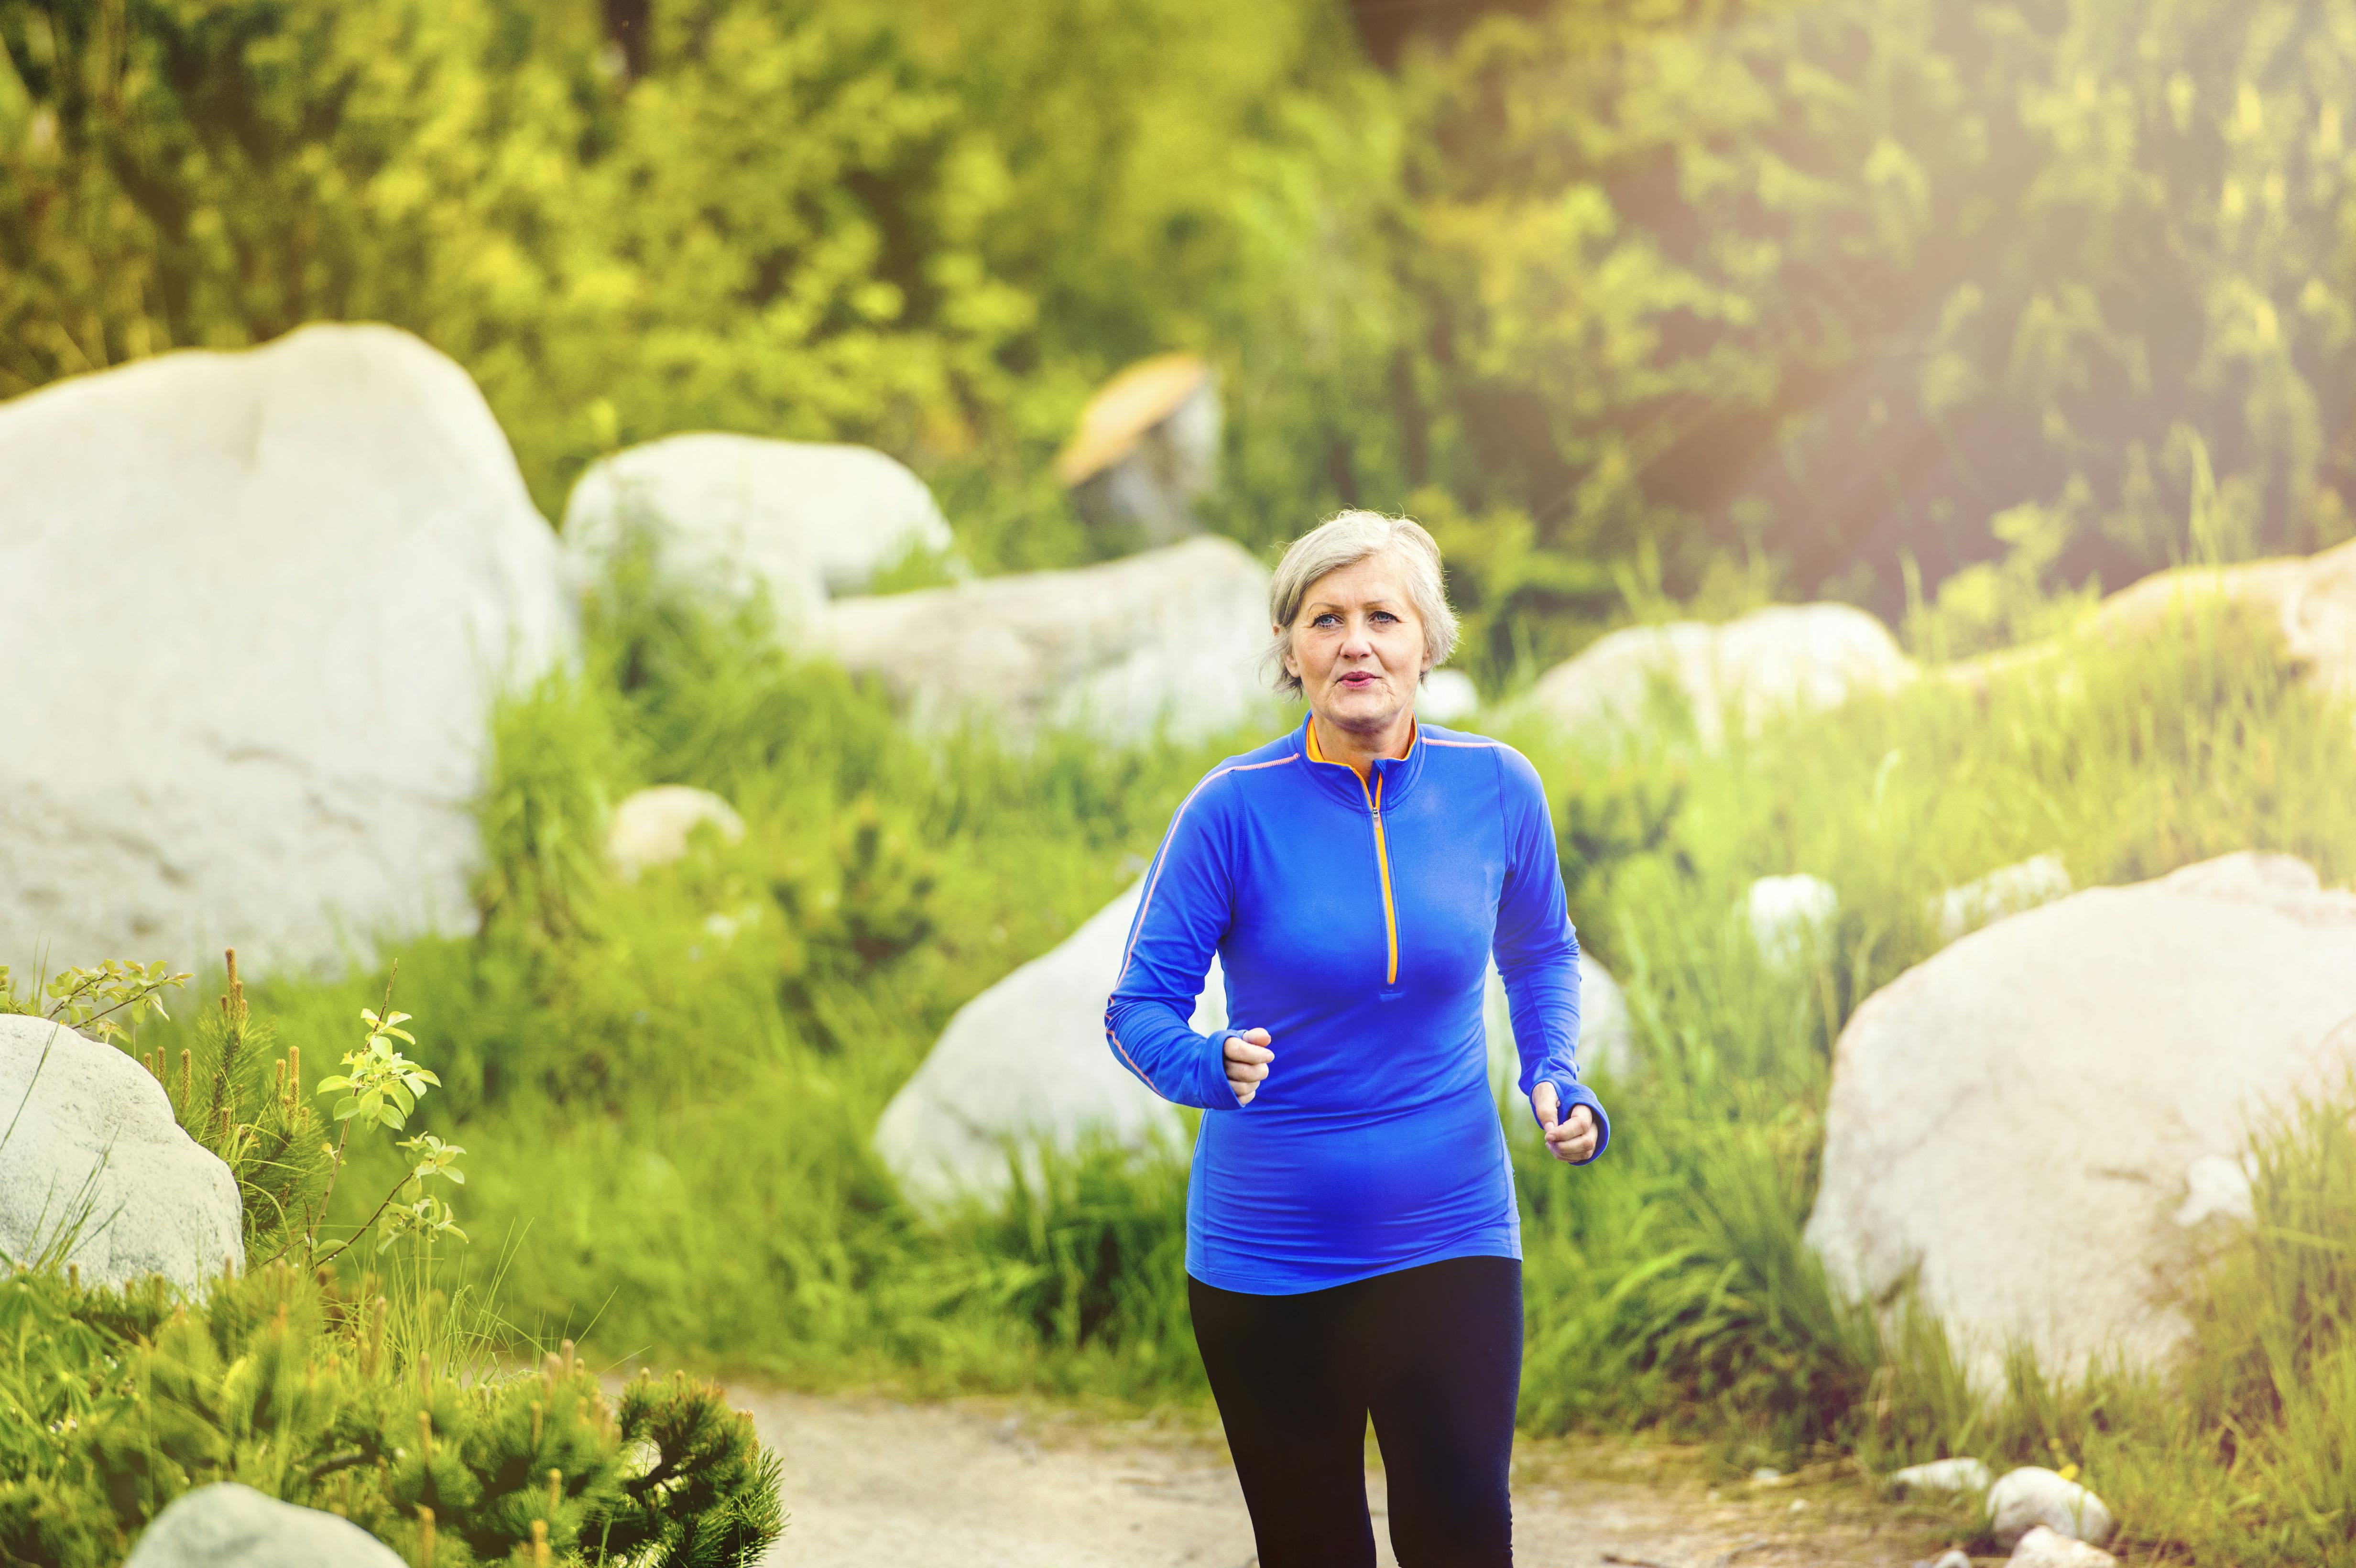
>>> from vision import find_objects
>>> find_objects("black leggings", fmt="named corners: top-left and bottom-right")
top-left (1189, 1254), bottom-right (1522, 1568)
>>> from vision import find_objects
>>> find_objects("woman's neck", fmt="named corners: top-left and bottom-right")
top-left (1309, 709), bottom-right (1417, 779)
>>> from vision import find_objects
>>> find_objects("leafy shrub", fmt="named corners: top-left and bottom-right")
top-left (0, 1260), bottom-right (781, 1568)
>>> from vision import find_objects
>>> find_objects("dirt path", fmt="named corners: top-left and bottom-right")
top-left (731, 1385), bottom-right (1977, 1568)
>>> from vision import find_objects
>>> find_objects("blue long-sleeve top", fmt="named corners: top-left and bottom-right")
top-left (1104, 713), bottom-right (1610, 1294)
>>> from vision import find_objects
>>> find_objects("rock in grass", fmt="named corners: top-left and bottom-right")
top-left (1418, 668), bottom-right (1481, 722)
top-left (875, 880), bottom-right (1224, 1212)
top-left (563, 433), bottom-right (953, 626)
top-left (607, 786), bottom-right (745, 880)
top-left (2006, 1524), bottom-right (2119, 1567)
top-left (821, 535), bottom-right (1274, 744)
top-left (1519, 603), bottom-right (1914, 746)
top-left (124, 1482), bottom-right (403, 1568)
top-left (0, 324), bottom-right (576, 978)
top-left (1913, 1551), bottom-right (1972, 1568)
top-left (0, 1016), bottom-right (243, 1292)
top-left (1748, 873), bottom-right (1839, 967)
top-left (1931, 854), bottom-right (2073, 940)
top-left (1889, 1457), bottom-right (1993, 1495)
top-left (1806, 853), bottom-right (2356, 1385)
top-left (1989, 1468), bottom-right (2115, 1549)
top-left (2083, 536), bottom-right (2356, 702)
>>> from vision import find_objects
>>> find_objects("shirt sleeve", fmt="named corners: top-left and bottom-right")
top-left (1492, 745), bottom-right (1611, 1162)
top-left (1103, 770), bottom-right (1246, 1111)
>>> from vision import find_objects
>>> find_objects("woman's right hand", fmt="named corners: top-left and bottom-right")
top-left (1223, 1028), bottom-right (1274, 1105)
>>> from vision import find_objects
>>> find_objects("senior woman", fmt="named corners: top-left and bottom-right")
top-left (1104, 510), bottom-right (1608, 1568)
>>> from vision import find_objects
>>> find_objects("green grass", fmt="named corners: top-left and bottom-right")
top-left (64, 561), bottom-right (2356, 1562)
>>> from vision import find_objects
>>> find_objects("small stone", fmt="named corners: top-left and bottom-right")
top-left (2007, 1524), bottom-right (2119, 1568)
top-left (606, 786), bottom-right (745, 879)
top-left (1418, 669), bottom-right (1480, 722)
top-left (1889, 1457), bottom-right (1994, 1495)
top-left (1749, 873), bottom-right (1839, 966)
top-left (1989, 1467), bottom-right (2114, 1549)
top-left (1750, 1467), bottom-right (1783, 1484)
top-left (1913, 1551), bottom-right (1972, 1568)
top-left (124, 1483), bottom-right (404, 1567)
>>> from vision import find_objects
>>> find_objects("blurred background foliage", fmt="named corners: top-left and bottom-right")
top-left (6, 0), bottom-right (2356, 681)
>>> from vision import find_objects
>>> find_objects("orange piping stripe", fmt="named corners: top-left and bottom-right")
top-left (1114, 753), bottom-right (1299, 991)
top-left (1372, 773), bottom-right (1398, 983)
top-left (1105, 1026), bottom-right (1153, 1088)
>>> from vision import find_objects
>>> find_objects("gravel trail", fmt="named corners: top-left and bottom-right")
top-left (731, 1385), bottom-right (1979, 1568)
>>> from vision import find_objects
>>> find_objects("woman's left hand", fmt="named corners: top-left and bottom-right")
top-left (1530, 1082), bottom-right (1598, 1164)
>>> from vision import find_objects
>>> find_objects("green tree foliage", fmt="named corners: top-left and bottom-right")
top-left (6, 0), bottom-right (2356, 673)
top-left (0, 0), bottom-right (1031, 512)
top-left (1391, 0), bottom-right (2356, 629)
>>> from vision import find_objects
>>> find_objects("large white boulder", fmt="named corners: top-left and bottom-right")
top-left (0, 1015), bottom-right (244, 1291)
top-left (125, 1482), bottom-right (404, 1568)
top-left (1522, 603), bottom-right (1915, 745)
top-left (563, 432), bottom-right (953, 625)
top-left (1806, 853), bottom-right (2356, 1384)
top-left (0, 325), bottom-right (576, 977)
top-left (821, 535), bottom-right (1275, 743)
top-left (876, 881), bottom-right (1223, 1212)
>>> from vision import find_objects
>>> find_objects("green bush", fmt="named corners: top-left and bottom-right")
top-left (0, 1260), bottom-right (781, 1567)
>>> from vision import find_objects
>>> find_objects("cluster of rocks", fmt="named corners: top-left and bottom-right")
top-left (0, 332), bottom-right (1268, 978)
top-left (1896, 1459), bottom-right (2118, 1567)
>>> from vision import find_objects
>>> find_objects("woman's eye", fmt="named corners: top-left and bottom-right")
top-left (1311, 612), bottom-right (1340, 628)
top-left (1371, 610), bottom-right (1398, 624)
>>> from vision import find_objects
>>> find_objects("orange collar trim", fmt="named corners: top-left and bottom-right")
top-left (1304, 715), bottom-right (1418, 769)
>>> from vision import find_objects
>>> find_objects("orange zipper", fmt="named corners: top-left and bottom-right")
top-left (1307, 719), bottom-right (1400, 984)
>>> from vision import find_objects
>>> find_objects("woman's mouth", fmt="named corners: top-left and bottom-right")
top-left (1338, 672), bottom-right (1379, 688)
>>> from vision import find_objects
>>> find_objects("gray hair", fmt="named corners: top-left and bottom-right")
top-left (1265, 510), bottom-right (1460, 694)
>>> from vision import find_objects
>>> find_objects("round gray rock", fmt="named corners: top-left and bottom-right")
top-left (0, 1015), bottom-right (243, 1291)
top-left (2006, 1525), bottom-right (2118, 1568)
top-left (125, 1482), bottom-right (403, 1568)
top-left (606, 785), bottom-right (745, 880)
top-left (564, 432), bottom-right (953, 626)
top-left (876, 880), bottom-right (1222, 1212)
top-left (1888, 1457), bottom-right (1992, 1496)
top-left (1806, 853), bottom-right (2356, 1385)
top-left (1521, 603), bottom-right (1914, 746)
top-left (822, 535), bottom-right (1276, 743)
top-left (1990, 1465), bottom-right (2115, 1547)
top-left (0, 324), bottom-right (576, 978)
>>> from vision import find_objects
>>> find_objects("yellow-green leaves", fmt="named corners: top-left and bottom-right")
top-left (316, 1006), bottom-right (439, 1130)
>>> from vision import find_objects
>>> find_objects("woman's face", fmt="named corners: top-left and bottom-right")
top-left (1283, 553), bottom-right (1428, 734)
